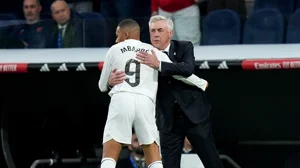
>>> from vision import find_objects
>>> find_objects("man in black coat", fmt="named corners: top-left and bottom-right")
top-left (108, 15), bottom-right (223, 168)
top-left (49, 0), bottom-right (83, 48)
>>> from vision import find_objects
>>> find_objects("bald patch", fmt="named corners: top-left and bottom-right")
top-left (118, 19), bottom-right (140, 32)
top-left (23, 0), bottom-right (40, 6)
top-left (51, 0), bottom-right (68, 12)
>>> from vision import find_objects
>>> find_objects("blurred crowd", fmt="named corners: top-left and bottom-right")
top-left (1, 0), bottom-right (300, 49)
top-left (0, 0), bottom-right (249, 49)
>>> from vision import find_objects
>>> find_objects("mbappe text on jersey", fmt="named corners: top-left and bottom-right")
top-left (120, 46), bottom-right (149, 53)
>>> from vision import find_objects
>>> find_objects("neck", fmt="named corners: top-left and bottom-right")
top-left (128, 36), bottom-right (140, 41)
top-left (129, 33), bottom-right (140, 41)
top-left (159, 42), bottom-right (170, 51)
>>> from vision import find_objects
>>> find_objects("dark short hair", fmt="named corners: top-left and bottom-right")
top-left (118, 19), bottom-right (140, 29)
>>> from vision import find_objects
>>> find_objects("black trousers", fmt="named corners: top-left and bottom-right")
top-left (160, 103), bottom-right (223, 168)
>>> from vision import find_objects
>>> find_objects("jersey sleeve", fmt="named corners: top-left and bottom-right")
top-left (98, 47), bottom-right (114, 92)
top-left (173, 74), bottom-right (208, 91)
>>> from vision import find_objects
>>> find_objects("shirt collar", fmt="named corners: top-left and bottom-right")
top-left (124, 39), bottom-right (142, 44)
top-left (58, 24), bottom-right (67, 29)
top-left (163, 43), bottom-right (171, 53)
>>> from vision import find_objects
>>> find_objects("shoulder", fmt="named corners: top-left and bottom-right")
top-left (171, 40), bottom-right (193, 53)
top-left (70, 9), bottom-right (83, 19)
top-left (18, 23), bottom-right (28, 31)
top-left (110, 41), bottom-right (126, 51)
top-left (142, 42), bottom-right (153, 47)
top-left (140, 42), bottom-right (155, 50)
top-left (104, 44), bottom-right (118, 58)
top-left (106, 42), bottom-right (128, 57)
top-left (39, 20), bottom-right (52, 28)
top-left (172, 40), bottom-right (193, 47)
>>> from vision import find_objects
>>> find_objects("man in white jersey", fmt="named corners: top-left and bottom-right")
top-left (98, 19), bottom-right (207, 168)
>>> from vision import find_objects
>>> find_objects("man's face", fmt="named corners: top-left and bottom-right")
top-left (149, 20), bottom-right (172, 50)
top-left (23, 0), bottom-right (41, 23)
top-left (115, 26), bottom-right (127, 44)
top-left (51, 1), bottom-right (70, 25)
top-left (129, 134), bottom-right (144, 155)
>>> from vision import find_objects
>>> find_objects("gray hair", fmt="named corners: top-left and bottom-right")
top-left (149, 15), bottom-right (174, 31)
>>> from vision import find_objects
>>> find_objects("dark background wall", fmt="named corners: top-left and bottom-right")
top-left (0, 69), bottom-right (300, 168)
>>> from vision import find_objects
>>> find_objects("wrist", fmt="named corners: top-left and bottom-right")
top-left (156, 61), bottom-right (160, 69)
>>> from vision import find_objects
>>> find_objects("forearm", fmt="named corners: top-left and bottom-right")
top-left (160, 61), bottom-right (195, 76)
top-left (99, 78), bottom-right (108, 92)
top-left (98, 65), bottom-right (110, 92)
top-left (172, 74), bottom-right (208, 91)
top-left (159, 41), bottom-right (195, 76)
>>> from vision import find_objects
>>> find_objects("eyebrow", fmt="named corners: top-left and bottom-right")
top-left (151, 28), bottom-right (163, 31)
top-left (24, 4), bottom-right (36, 7)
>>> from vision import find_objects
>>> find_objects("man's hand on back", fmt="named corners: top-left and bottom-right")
top-left (108, 68), bottom-right (126, 87)
top-left (136, 50), bottom-right (160, 69)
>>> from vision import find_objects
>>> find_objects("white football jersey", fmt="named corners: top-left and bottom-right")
top-left (99, 39), bottom-right (166, 102)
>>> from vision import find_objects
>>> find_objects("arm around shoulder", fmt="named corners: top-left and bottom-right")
top-left (160, 41), bottom-right (195, 76)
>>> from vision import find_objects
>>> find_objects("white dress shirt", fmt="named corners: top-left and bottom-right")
top-left (58, 24), bottom-right (67, 38)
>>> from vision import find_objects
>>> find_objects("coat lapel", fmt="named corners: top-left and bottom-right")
top-left (168, 41), bottom-right (176, 62)
top-left (63, 24), bottom-right (73, 48)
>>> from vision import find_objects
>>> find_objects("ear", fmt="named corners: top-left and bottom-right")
top-left (124, 31), bottom-right (129, 39)
top-left (169, 30), bottom-right (173, 38)
top-left (67, 7), bottom-right (71, 15)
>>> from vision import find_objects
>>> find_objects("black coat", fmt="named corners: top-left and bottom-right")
top-left (156, 40), bottom-right (211, 132)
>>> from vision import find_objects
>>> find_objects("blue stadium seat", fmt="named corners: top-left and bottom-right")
top-left (286, 9), bottom-right (300, 43)
top-left (254, 0), bottom-right (294, 17)
top-left (0, 13), bottom-right (20, 41)
top-left (0, 13), bottom-right (19, 27)
top-left (80, 12), bottom-right (108, 47)
top-left (201, 9), bottom-right (241, 45)
top-left (0, 13), bottom-right (18, 20)
top-left (242, 8), bottom-right (284, 44)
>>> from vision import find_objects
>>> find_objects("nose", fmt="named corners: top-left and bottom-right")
top-left (27, 9), bottom-right (33, 13)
